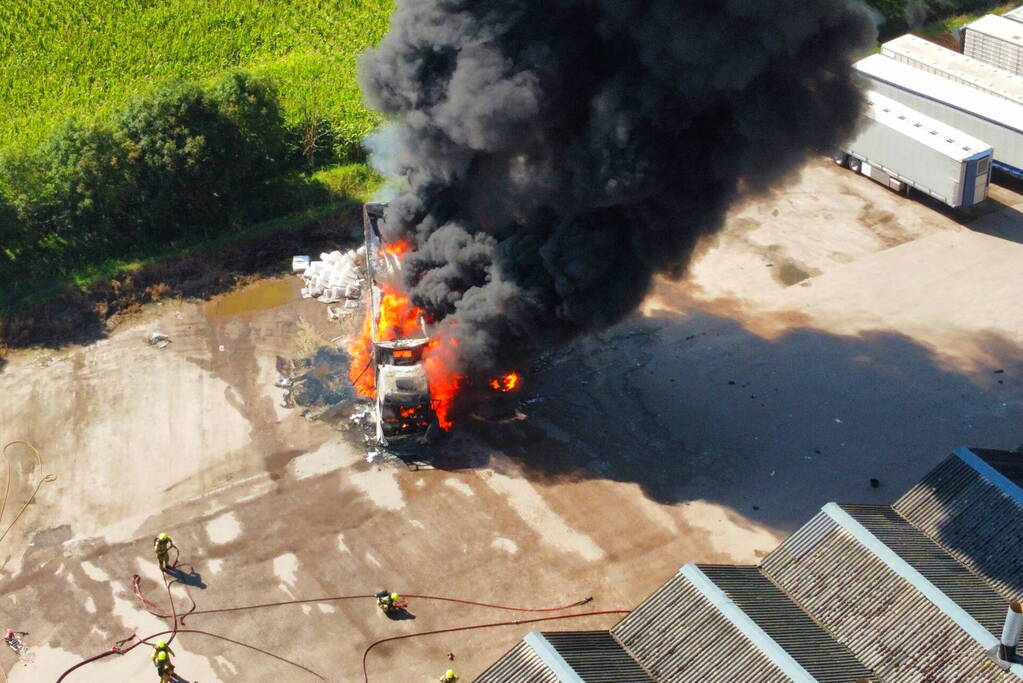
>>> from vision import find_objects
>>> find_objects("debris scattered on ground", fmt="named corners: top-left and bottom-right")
top-left (298, 247), bottom-right (366, 304)
top-left (146, 332), bottom-right (171, 348)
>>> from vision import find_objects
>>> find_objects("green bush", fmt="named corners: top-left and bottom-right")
top-left (0, 71), bottom-right (314, 306)
top-left (872, 0), bottom-right (1003, 36)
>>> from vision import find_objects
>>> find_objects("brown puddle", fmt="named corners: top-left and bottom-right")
top-left (208, 278), bottom-right (297, 318)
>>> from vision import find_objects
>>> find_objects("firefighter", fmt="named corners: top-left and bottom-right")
top-left (154, 649), bottom-right (174, 682)
top-left (154, 532), bottom-right (176, 571)
top-left (440, 669), bottom-right (459, 682)
top-left (152, 640), bottom-right (175, 662)
top-left (376, 591), bottom-right (404, 613)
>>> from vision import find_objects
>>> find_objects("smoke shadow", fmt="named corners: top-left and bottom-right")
top-left (461, 307), bottom-right (1022, 534)
top-left (899, 446), bottom-right (1023, 600)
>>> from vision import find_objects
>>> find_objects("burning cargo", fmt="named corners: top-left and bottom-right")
top-left (355, 203), bottom-right (441, 445)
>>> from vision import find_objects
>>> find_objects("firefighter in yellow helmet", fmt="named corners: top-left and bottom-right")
top-left (152, 640), bottom-right (174, 662)
top-left (153, 533), bottom-right (176, 571)
top-left (154, 649), bottom-right (174, 682)
top-left (440, 669), bottom-right (458, 682)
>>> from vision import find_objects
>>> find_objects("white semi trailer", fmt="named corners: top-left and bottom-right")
top-left (855, 54), bottom-right (1023, 178)
top-left (963, 14), bottom-right (1023, 75)
top-left (835, 91), bottom-right (992, 209)
top-left (881, 34), bottom-right (1023, 107)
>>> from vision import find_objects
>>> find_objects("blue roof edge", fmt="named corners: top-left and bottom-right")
top-left (955, 447), bottom-right (1023, 508)
top-left (523, 632), bottom-right (584, 683)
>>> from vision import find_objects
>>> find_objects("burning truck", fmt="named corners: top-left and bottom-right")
top-left (360, 202), bottom-right (438, 445)
top-left (296, 203), bottom-right (521, 446)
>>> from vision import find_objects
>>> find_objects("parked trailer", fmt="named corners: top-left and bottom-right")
top-left (1005, 6), bottom-right (1023, 25)
top-left (854, 54), bottom-right (1023, 178)
top-left (835, 91), bottom-right (992, 208)
top-left (881, 34), bottom-right (1023, 107)
top-left (963, 14), bottom-right (1023, 75)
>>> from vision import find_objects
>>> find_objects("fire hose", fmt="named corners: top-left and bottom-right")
top-left (60, 577), bottom-right (627, 682)
top-left (361, 609), bottom-right (632, 683)
top-left (0, 441), bottom-right (57, 683)
top-left (0, 441), bottom-right (57, 546)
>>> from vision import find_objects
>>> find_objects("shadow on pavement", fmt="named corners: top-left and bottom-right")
top-left (165, 565), bottom-right (207, 590)
top-left (453, 305), bottom-right (1022, 535)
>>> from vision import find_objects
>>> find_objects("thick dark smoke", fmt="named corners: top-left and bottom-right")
top-left (358, 0), bottom-right (875, 379)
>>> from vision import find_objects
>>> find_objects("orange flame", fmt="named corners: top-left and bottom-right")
top-left (424, 336), bottom-right (463, 430)
top-left (489, 373), bottom-right (520, 392)
top-left (347, 291), bottom-right (423, 398)
top-left (382, 240), bottom-right (410, 258)
top-left (346, 239), bottom-right (464, 430)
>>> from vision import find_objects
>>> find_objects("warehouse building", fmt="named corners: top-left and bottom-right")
top-left (476, 448), bottom-right (1023, 682)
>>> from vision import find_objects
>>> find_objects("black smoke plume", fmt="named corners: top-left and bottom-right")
top-left (358, 0), bottom-right (875, 379)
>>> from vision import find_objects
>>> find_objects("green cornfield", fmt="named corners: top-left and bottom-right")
top-left (0, 0), bottom-right (392, 157)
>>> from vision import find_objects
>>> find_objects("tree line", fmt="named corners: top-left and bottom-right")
top-left (0, 72), bottom-right (337, 310)
top-left (872, 0), bottom-right (1004, 36)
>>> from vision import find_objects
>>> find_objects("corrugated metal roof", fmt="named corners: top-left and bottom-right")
top-left (840, 504), bottom-right (1017, 645)
top-left (763, 509), bottom-right (1017, 682)
top-left (534, 631), bottom-right (653, 682)
top-left (973, 448), bottom-right (1023, 491)
top-left (611, 571), bottom-right (792, 682)
top-left (474, 641), bottom-right (558, 683)
top-left (894, 450), bottom-right (1023, 601)
top-left (696, 564), bottom-right (875, 683)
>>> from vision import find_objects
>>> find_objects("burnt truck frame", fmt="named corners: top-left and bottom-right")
top-left (363, 203), bottom-right (439, 445)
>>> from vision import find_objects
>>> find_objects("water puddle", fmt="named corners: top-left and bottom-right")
top-left (209, 278), bottom-right (296, 318)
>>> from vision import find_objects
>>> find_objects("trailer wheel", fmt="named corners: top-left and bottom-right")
top-left (832, 152), bottom-right (848, 166)
top-left (847, 157), bottom-right (861, 174)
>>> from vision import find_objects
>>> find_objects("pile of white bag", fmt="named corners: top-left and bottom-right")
top-left (294, 246), bottom-right (366, 305)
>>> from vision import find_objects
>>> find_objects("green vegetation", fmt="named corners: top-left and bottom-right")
top-left (0, 0), bottom-right (391, 160)
top-left (873, 0), bottom-right (1015, 39)
top-left (915, 2), bottom-right (1018, 42)
top-left (0, 0), bottom-right (391, 316)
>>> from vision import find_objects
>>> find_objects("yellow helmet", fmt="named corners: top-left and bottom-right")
top-left (158, 533), bottom-right (168, 541)
top-left (157, 651), bottom-right (167, 661)
top-left (390, 592), bottom-right (399, 601)
top-left (446, 670), bottom-right (456, 677)
top-left (156, 641), bottom-right (166, 649)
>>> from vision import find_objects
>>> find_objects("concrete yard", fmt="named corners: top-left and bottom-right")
top-left (1, 158), bottom-right (1021, 681)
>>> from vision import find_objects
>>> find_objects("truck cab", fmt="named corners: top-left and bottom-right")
top-left (375, 339), bottom-right (432, 438)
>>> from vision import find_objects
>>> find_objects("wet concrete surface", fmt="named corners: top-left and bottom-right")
top-left (0, 159), bottom-right (1021, 681)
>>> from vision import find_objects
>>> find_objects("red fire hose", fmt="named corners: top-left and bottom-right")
top-left (57, 573), bottom-right (626, 682)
